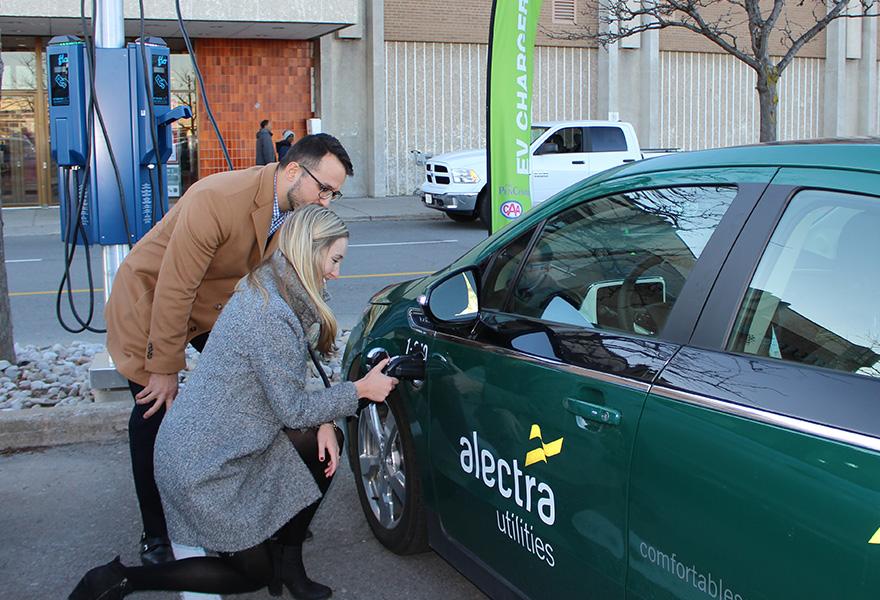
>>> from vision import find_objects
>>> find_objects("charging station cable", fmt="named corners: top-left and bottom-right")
top-left (175, 0), bottom-right (234, 172)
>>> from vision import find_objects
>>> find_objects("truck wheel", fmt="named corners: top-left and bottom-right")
top-left (478, 188), bottom-right (491, 229)
top-left (347, 392), bottom-right (429, 555)
top-left (446, 212), bottom-right (477, 222)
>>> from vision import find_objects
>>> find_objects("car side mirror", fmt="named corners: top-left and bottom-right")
top-left (535, 142), bottom-right (558, 155)
top-left (420, 268), bottom-right (480, 325)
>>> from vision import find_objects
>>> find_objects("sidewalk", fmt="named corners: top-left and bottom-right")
top-left (1, 194), bottom-right (442, 238)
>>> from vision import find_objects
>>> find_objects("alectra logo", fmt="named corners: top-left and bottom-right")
top-left (524, 424), bottom-right (563, 467)
top-left (459, 428), bottom-right (559, 526)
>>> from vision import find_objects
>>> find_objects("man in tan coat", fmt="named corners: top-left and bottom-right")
top-left (104, 133), bottom-right (353, 564)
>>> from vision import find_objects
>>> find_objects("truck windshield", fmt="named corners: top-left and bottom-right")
top-left (531, 126), bottom-right (549, 144)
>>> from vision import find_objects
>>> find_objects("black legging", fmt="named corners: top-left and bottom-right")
top-left (121, 426), bottom-right (344, 594)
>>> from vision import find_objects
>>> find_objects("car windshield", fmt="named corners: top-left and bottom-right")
top-left (531, 127), bottom-right (549, 144)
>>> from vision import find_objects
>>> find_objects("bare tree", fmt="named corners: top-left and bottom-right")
top-left (554, 1), bottom-right (879, 142)
top-left (0, 29), bottom-right (18, 362)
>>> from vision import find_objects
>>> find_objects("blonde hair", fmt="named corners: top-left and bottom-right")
top-left (245, 205), bottom-right (349, 353)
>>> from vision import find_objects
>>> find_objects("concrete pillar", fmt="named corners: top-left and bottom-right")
top-left (823, 14), bottom-right (847, 136)
top-left (639, 21), bottom-right (660, 147)
top-left (597, 5), bottom-right (620, 121)
top-left (318, 0), bottom-right (386, 198)
top-left (366, 0), bottom-right (387, 197)
top-left (858, 16), bottom-right (878, 134)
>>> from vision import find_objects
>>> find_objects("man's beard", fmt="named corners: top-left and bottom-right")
top-left (286, 176), bottom-right (305, 210)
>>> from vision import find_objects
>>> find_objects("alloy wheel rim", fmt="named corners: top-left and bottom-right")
top-left (357, 403), bottom-right (406, 528)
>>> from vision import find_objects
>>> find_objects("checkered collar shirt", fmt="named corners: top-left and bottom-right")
top-left (269, 171), bottom-right (289, 237)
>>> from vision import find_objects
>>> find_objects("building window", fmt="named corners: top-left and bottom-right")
top-left (553, 0), bottom-right (577, 24)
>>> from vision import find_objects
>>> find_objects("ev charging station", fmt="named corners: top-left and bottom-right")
top-left (47, 2), bottom-right (191, 305)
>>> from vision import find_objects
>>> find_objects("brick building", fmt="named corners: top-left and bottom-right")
top-left (2, 0), bottom-right (878, 203)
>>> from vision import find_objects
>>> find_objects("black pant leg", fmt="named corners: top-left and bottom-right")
top-left (128, 380), bottom-right (168, 538)
top-left (275, 427), bottom-right (345, 545)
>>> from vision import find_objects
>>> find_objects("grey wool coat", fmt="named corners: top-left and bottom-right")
top-left (154, 251), bottom-right (358, 552)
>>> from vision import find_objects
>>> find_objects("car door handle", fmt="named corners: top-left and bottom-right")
top-left (562, 397), bottom-right (621, 426)
top-left (571, 160), bottom-right (585, 165)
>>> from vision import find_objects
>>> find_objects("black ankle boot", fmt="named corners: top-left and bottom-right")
top-left (68, 556), bottom-right (130, 600)
top-left (139, 533), bottom-right (174, 565)
top-left (280, 545), bottom-right (332, 600)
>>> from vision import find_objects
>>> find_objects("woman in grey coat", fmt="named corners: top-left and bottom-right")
top-left (69, 206), bottom-right (398, 600)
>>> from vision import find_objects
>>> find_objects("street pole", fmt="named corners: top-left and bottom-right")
top-left (94, 0), bottom-right (128, 301)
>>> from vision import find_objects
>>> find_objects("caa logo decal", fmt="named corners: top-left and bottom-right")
top-left (500, 201), bottom-right (523, 219)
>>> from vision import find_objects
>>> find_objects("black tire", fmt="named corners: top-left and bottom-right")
top-left (446, 212), bottom-right (477, 222)
top-left (347, 389), bottom-right (429, 555)
top-left (477, 187), bottom-right (491, 230)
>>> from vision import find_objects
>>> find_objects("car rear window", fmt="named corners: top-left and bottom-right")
top-left (585, 127), bottom-right (627, 152)
top-left (728, 189), bottom-right (880, 379)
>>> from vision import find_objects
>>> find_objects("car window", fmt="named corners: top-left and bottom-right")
top-left (530, 126), bottom-right (549, 144)
top-left (481, 228), bottom-right (536, 311)
top-left (506, 186), bottom-right (738, 336)
top-left (728, 190), bottom-right (880, 379)
top-left (585, 127), bottom-right (627, 152)
top-left (539, 127), bottom-right (583, 154)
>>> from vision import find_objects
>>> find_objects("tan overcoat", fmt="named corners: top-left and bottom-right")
top-left (105, 164), bottom-right (281, 386)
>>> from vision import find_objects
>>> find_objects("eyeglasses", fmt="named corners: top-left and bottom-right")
top-left (301, 165), bottom-right (343, 201)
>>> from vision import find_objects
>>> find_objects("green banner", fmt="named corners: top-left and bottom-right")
top-left (487, 0), bottom-right (542, 234)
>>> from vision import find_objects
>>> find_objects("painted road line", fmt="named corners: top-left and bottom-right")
top-left (5, 259), bottom-right (43, 263)
top-left (9, 288), bottom-right (104, 297)
top-left (9, 271), bottom-right (434, 296)
top-left (349, 240), bottom-right (457, 248)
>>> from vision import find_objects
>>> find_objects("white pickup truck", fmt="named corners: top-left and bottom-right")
top-left (420, 120), bottom-right (674, 224)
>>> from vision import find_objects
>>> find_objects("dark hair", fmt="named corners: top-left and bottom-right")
top-left (260, 119), bottom-right (270, 129)
top-left (279, 133), bottom-right (354, 176)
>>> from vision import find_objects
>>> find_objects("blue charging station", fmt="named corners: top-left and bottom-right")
top-left (47, 35), bottom-right (192, 246)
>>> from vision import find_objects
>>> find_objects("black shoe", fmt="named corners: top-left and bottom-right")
top-left (280, 545), bottom-right (332, 600)
top-left (68, 556), bottom-right (130, 600)
top-left (139, 533), bottom-right (174, 565)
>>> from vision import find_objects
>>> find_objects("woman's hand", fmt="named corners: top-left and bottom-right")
top-left (317, 423), bottom-right (340, 478)
top-left (354, 358), bottom-right (399, 403)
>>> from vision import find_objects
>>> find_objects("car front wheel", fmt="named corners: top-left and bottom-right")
top-left (347, 393), bottom-right (428, 555)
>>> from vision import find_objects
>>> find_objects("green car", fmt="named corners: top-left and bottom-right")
top-left (342, 142), bottom-right (880, 600)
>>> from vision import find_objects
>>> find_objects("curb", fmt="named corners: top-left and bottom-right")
top-left (0, 400), bottom-right (130, 452)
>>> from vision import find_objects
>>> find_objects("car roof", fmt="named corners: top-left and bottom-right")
top-left (601, 139), bottom-right (880, 183)
top-left (531, 120), bottom-right (623, 128)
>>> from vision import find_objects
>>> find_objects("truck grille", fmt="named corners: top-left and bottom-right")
top-left (425, 162), bottom-right (450, 185)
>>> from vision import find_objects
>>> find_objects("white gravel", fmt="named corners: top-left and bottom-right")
top-left (0, 331), bottom-right (351, 411)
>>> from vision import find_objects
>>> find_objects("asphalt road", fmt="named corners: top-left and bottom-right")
top-left (3, 219), bottom-right (489, 347)
top-left (0, 439), bottom-right (488, 600)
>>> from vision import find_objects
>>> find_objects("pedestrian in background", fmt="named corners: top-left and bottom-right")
top-left (256, 119), bottom-right (274, 165)
top-left (102, 134), bottom-right (351, 568)
top-left (69, 205), bottom-right (398, 600)
top-left (276, 129), bottom-right (295, 162)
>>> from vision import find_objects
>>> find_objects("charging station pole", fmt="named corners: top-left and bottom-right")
top-left (95, 0), bottom-right (128, 301)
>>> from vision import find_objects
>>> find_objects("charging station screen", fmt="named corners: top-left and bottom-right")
top-left (50, 53), bottom-right (71, 106)
top-left (151, 54), bottom-right (170, 106)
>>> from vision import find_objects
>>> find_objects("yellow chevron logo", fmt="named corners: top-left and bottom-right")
top-left (524, 424), bottom-right (564, 467)
top-left (870, 527), bottom-right (880, 544)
